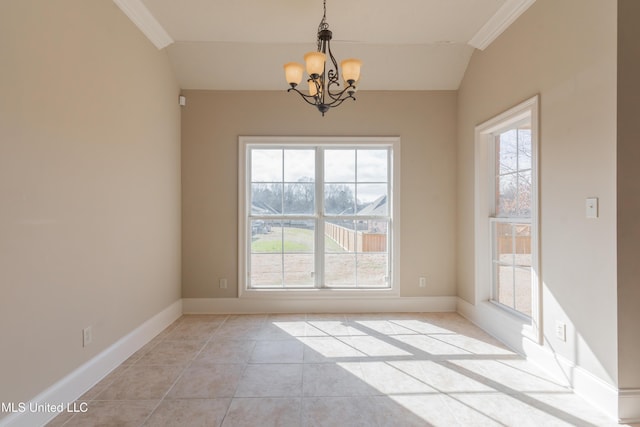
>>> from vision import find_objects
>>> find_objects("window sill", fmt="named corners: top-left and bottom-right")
top-left (239, 287), bottom-right (400, 299)
top-left (483, 300), bottom-right (540, 344)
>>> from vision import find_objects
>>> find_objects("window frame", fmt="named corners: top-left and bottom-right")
top-left (474, 95), bottom-right (541, 343)
top-left (238, 136), bottom-right (401, 299)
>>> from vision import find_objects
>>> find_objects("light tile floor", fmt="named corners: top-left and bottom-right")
top-left (47, 313), bottom-right (635, 426)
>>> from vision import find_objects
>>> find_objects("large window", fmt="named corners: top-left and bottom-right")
top-left (239, 137), bottom-right (399, 295)
top-left (475, 96), bottom-right (539, 339)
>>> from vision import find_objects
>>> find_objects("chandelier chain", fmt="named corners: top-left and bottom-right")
top-left (317, 0), bottom-right (329, 50)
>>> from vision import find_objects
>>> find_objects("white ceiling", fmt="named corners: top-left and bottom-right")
top-left (114, 0), bottom-right (535, 90)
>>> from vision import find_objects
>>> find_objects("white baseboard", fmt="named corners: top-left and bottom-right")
top-left (534, 346), bottom-right (619, 422)
top-left (0, 299), bottom-right (182, 427)
top-left (183, 296), bottom-right (457, 314)
top-left (456, 297), bottom-right (626, 422)
top-left (619, 388), bottom-right (640, 424)
top-left (5, 295), bottom-right (635, 425)
top-left (456, 297), bottom-right (530, 353)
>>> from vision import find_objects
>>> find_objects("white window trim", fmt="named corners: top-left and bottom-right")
top-left (474, 95), bottom-right (541, 343)
top-left (238, 136), bottom-right (401, 299)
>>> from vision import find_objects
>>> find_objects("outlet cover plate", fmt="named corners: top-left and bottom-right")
top-left (555, 321), bottom-right (566, 342)
top-left (83, 327), bottom-right (93, 347)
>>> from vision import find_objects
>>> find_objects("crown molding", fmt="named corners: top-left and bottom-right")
top-left (468, 0), bottom-right (536, 50)
top-left (113, 0), bottom-right (173, 50)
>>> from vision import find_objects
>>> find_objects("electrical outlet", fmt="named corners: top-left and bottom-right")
top-left (219, 278), bottom-right (228, 289)
top-left (555, 321), bottom-right (566, 342)
top-left (419, 277), bottom-right (427, 288)
top-left (83, 326), bottom-right (93, 347)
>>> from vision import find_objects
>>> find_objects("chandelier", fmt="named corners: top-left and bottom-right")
top-left (283, 0), bottom-right (362, 116)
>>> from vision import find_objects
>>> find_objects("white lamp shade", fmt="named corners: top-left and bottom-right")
top-left (284, 62), bottom-right (304, 86)
top-left (341, 58), bottom-right (362, 83)
top-left (304, 51), bottom-right (326, 76)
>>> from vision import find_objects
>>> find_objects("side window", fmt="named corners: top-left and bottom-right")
top-left (475, 96), bottom-right (539, 332)
top-left (491, 124), bottom-right (533, 316)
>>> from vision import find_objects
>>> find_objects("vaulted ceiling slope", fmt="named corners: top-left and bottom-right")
top-left (114, 0), bottom-right (535, 90)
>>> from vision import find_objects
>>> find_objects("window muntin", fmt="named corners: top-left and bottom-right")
top-left (323, 149), bottom-right (389, 216)
top-left (250, 219), bottom-right (316, 288)
top-left (490, 122), bottom-right (533, 317)
top-left (251, 149), bottom-right (315, 216)
top-left (494, 127), bottom-right (532, 217)
top-left (324, 218), bottom-right (390, 288)
top-left (491, 220), bottom-right (532, 316)
top-left (244, 141), bottom-right (394, 291)
top-left (474, 96), bottom-right (539, 341)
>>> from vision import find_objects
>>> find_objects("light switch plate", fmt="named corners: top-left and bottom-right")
top-left (586, 197), bottom-right (598, 219)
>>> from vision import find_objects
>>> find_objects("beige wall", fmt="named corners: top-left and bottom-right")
top-left (181, 90), bottom-right (457, 299)
top-left (457, 0), bottom-right (618, 385)
top-left (3, 0), bottom-right (633, 412)
top-left (0, 0), bottom-right (181, 406)
top-left (617, 0), bottom-right (640, 390)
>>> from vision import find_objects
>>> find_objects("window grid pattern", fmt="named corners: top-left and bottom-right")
top-left (491, 126), bottom-right (533, 317)
top-left (248, 146), bottom-right (391, 290)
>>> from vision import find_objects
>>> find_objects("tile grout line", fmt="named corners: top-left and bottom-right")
top-left (52, 320), bottom-right (184, 427)
top-left (219, 314), bottom-right (266, 427)
top-left (138, 314), bottom-right (231, 427)
top-left (48, 313), bottom-right (617, 426)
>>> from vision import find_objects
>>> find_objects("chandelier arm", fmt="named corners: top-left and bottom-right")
top-left (322, 90), bottom-right (356, 108)
top-left (323, 94), bottom-right (356, 110)
top-left (314, 75), bottom-right (325, 105)
top-left (326, 80), bottom-right (351, 101)
top-left (287, 87), bottom-right (322, 107)
top-left (325, 70), bottom-right (339, 99)
top-left (324, 42), bottom-right (345, 102)
top-left (325, 83), bottom-right (356, 103)
top-left (326, 44), bottom-right (340, 83)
